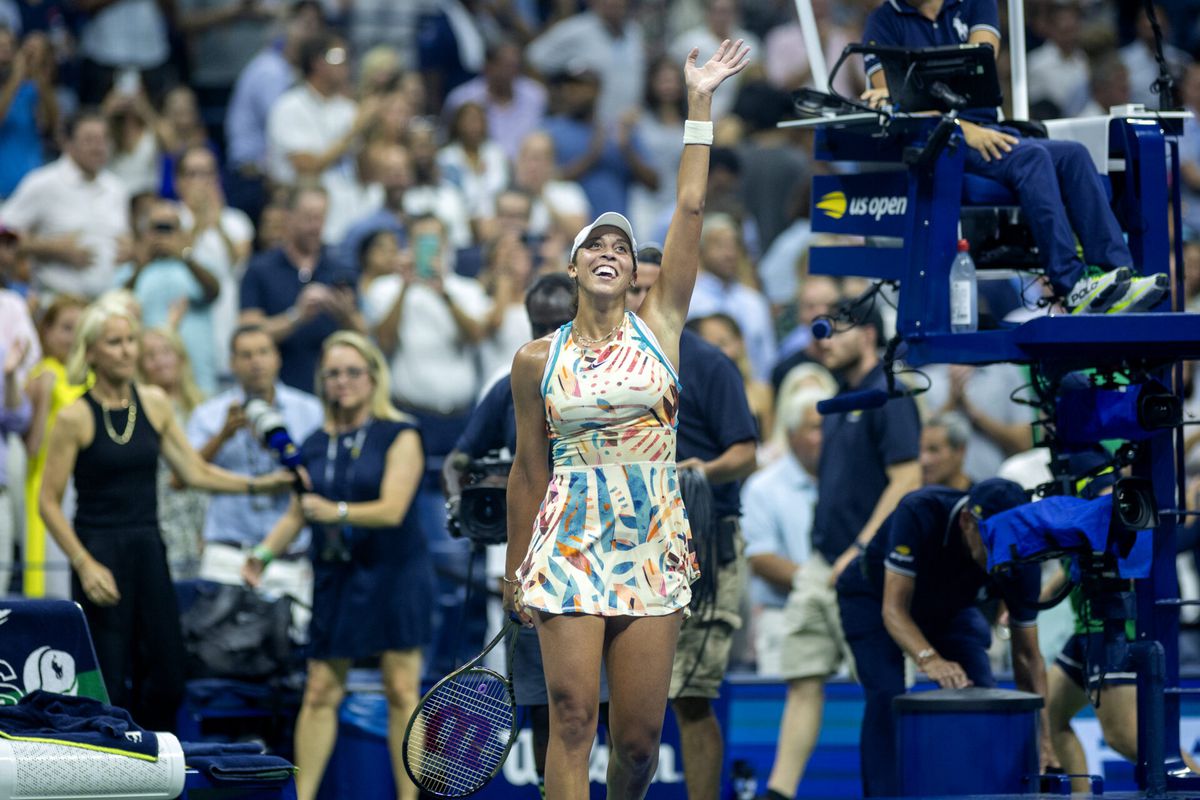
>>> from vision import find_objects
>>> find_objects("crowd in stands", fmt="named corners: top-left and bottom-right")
top-left (1, 0), bottom-right (1200, 744)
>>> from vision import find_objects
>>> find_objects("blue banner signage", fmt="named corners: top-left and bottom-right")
top-left (812, 172), bottom-right (911, 238)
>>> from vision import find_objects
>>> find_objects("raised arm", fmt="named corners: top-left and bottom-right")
top-left (146, 385), bottom-right (291, 494)
top-left (639, 40), bottom-right (750, 344)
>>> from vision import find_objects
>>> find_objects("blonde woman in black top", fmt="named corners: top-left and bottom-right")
top-left (39, 298), bottom-right (291, 730)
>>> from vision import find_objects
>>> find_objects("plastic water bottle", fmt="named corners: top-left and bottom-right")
top-left (949, 238), bottom-right (977, 333)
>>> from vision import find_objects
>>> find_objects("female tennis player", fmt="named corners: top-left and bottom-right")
top-left (503, 39), bottom-right (750, 800)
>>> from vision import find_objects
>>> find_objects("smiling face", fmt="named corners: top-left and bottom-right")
top-left (569, 225), bottom-right (636, 301)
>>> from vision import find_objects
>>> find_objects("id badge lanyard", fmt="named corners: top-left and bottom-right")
top-left (321, 421), bottom-right (370, 562)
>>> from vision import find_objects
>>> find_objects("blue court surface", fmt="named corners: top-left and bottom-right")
top-left (317, 674), bottom-right (1200, 798)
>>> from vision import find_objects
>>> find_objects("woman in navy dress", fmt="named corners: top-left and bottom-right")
top-left (244, 331), bottom-right (432, 800)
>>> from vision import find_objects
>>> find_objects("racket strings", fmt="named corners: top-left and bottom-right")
top-left (406, 669), bottom-right (516, 796)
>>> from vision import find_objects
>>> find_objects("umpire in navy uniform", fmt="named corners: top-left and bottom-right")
top-left (628, 243), bottom-right (759, 800)
top-left (835, 478), bottom-right (1052, 797)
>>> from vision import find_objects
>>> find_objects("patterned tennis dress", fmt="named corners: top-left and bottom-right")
top-left (517, 311), bottom-right (699, 616)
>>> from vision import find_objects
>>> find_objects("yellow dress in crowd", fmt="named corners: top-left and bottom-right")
top-left (23, 356), bottom-right (87, 597)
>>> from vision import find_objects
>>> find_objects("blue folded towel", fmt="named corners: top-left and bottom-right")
top-left (185, 753), bottom-right (296, 787)
top-left (0, 690), bottom-right (157, 759)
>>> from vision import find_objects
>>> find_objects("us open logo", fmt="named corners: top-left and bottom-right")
top-left (817, 191), bottom-right (908, 222)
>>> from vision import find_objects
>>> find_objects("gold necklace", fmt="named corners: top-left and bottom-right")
top-left (573, 318), bottom-right (623, 348)
top-left (101, 399), bottom-right (137, 445)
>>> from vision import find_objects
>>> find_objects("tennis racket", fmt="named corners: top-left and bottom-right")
top-left (402, 621), bottom-right (519, 797)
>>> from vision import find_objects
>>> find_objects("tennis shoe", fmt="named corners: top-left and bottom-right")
top-left (1064, 267), bottom-right (1130, 314)
top-left (1106, 273), bottom-right (1169, 314)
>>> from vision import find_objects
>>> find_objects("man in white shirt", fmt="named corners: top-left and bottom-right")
top-left (1, 112), bottom-right (129, 299)
top-left (1119, 10), bottom-right (1192, 110)
top-left (526, 0), bottom-right (645, 123)
top-left (364, 214), bottom-right (491, 416)
top-left (687, 213), bottom-right (776, 381)
top-left (77, 0), bottom-right (170, 103)
top-left (1026, 2), bottom-right (1090, 117)
top-left (176, 146), bottom-right (255, 380)
top-left (266, 31), bottom-right (377, 189)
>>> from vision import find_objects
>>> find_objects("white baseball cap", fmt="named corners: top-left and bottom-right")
top-left (570, 212), bottom-right (638, 264)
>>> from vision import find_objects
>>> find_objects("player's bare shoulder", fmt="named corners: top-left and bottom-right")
top-left (512, 337), bottom-right (553, 386)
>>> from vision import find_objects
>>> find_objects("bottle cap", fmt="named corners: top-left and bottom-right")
top-left (957, 239), bottom-right (970, 252)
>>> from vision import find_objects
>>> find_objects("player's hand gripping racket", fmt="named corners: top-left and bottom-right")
top-left (402, 621), bottom-right (518, 797)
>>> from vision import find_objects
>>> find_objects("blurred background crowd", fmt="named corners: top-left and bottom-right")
top-left (0, 0), bottom-right (1199, 681)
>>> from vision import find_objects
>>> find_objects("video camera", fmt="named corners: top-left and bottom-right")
top-left (447, 452), bottom-right (513, 546)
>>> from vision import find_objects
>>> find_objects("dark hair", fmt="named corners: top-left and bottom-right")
top-left (299, 32), bottom-right (339, 78)
top-left (696, 311), bottom-right (744, 341)
top-left (174, 144), bottom-right (214, 180)
top-left (484, 38), bottom-right (520, 66)
top-left (289, 0), bottom-right (323, 20)
top-left (65, 109), bottom-right (107, 140)
top-left (357, 227), bottom-right (398, 268)
top-left (636, 244), bottom-right (663, 265)
top-left (709, 146), bottom-right (741, 175)
top-left (525, 272), bottom-right (577, 334)
top-left (409, 213), bottom-right (446, 236)
top-left (733, 81), bottom-right (794, 132)
top-left (643, 55), bottom-right (687, 119)
top-left (229, 323), bottom-right (274, 354)
top-left (448, 101), bottom-right (488, 143)
top-left (834, 296), bottom-right (886, 347)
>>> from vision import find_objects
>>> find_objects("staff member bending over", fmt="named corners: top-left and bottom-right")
top-left (835, 478), bottom-right (1053, 797)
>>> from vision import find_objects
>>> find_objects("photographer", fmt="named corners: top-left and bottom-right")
top-left (116, 198), bottom-right (221, 393)
top-left (187, 324), bottom-right (324, 605)
top-left (441, 272), bottom-right (575, 791)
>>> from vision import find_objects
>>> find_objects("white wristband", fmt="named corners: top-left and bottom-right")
top-left (683, 119), bottom-right (714, 146)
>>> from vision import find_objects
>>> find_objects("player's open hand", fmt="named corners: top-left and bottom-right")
top-left (685, 38), bottom-right (751, 98)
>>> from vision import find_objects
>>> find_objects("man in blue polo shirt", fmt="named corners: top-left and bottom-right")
top-left (860, 0), bottom-right (1166, 315)
top-left (630, 244), bottom-right (759, 800)
top-left (757, 299), bottom-right (921, 800)
top-left (239, 185), bottom-right (364, 393)
top-left (836, 478), bottom-right (1051, 796)
top-left (188, 325), bottom-right (325, 615)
